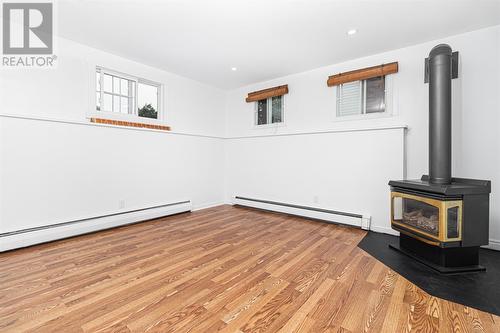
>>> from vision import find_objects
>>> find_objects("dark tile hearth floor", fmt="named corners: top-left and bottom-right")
top-left (358, 232), bottom-right (500, 316)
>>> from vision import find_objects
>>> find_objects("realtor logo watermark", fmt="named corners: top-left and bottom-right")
top-left (2, 2), bottom-right (57, 67)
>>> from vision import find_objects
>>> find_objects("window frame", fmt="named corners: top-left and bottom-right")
top-left (93, 66), bottom-right (164, 124)
top-left (333, 75), bottom-right (394, 122)
top-left (253, 95), bottom-right (286, 128)
top-left (137, 78), bottom-right (163, 120)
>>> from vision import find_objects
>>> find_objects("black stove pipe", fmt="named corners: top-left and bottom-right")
top-left (428, 44), bottom-right (452, 184)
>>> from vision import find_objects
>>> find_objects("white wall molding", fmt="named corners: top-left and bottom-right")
top-left (233, 196), bottom-right (365, 228)
top-left (370, 225), bottom-right (400, 236)
top-left (0, 113), bottom-right (224, 139)
top-left (225, 124), bottom-right (408, 140)
top-left (0, 113), bottom-right (407, 141)
top-left (191, 202), bottom-right (226, 211)
top-left (484, 239), bottom-right (500, 251)
top-left (0, 201), bottom-right (192, 252)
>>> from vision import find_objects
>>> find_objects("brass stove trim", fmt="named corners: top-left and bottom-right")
top-left (391, 191), bottom-right (462, 243)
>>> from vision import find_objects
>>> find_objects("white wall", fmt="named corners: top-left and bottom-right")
top-left (0, 37), bottom-right (226, 235)
top-left (224, 26), bottom-right (500, 243)
top-left (225, 128), bottom-right (405, 233)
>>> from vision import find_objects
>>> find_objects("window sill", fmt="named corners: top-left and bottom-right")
top-left (90, 117), bottom-right (171, 131)
top-left (87, 109), bottom-right (169, 130)
top-left (332, 112), bottom-right (393, 122)
top-left (253, 122), bottom-right (286, 129)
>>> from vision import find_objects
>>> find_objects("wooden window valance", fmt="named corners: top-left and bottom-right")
top-left (245, 85), bottom-right (288, 103)
top-left (327, 62), bottom-right (398, 87)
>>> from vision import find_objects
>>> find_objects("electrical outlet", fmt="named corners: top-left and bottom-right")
top-left (119, 200), bottom-right (125, 209)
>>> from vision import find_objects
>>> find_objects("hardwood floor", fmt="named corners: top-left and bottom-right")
top-left (0, 205), bottom-right (499, 332)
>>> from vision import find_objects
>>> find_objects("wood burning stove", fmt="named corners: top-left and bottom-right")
top-left (388, 44), bottom-right (491, 274)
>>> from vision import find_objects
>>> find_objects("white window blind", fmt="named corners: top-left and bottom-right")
top-left (336, 76), bottom-right (387, 118)
top-left (337, 81), bottom-right (362, 117)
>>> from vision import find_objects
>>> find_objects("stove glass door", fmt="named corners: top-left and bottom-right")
top-left (392, 196), bottom-right (440, 237)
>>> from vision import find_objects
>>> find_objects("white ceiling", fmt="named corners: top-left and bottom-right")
top-left (58, 0), bottom-right (500, 89)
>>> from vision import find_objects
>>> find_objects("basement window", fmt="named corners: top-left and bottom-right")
top-left (336, 76), bottom-right (387, 118)
top-left (255, 95), bottom-right (284, 126)
top-left (95, 67), bottom-right (162, 120)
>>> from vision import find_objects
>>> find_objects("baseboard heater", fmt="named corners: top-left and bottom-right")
top-left (233, 196), bottom-right (370, 229)
top-left (0, 200), bottom-right (192, 252)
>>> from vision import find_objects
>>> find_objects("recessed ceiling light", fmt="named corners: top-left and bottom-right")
top-left (231, 67), bottom-right (237, 71)
top-left (347, 29), bottom-right (357, 36)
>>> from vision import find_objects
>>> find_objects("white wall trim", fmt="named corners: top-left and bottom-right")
top-left (370, 225), bottom-right (400, 236)
top-left (483, 239), bottom-right (500, 251)
top-left (0, 201), bottom-right (192, 252)
top-left (226, 124), bottom-right (408, 140)
top-left (402, 126), bottom-right (408, 180)
top-left (191, 202), bottom-right (225, 211)
top-left (0, 113), bottom-right (224, 139)
top-left (233, 196), bottom-right (364, 228)
top-left (0, 113), bottom-right (407, 140)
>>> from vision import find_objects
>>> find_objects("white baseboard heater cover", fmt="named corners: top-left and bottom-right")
top-left (0, 200), bottom-right (192, 252)
top-left (233, 196), bottom-right (371, 229)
